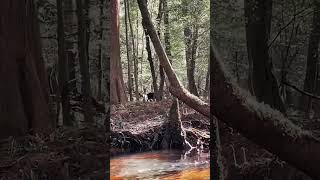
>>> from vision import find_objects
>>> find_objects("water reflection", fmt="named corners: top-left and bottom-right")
top-left (110, 150), bottom-right (210, 180)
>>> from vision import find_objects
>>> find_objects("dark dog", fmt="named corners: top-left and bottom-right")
top-left (146, 92), bottom-right (155, 101)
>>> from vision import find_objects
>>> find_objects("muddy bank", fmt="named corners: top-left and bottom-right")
top-left (110, 100), bottom-right (210, 156)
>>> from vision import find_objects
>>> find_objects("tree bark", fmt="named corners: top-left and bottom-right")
top-left (144, 33), bottom-right (158, 96)
top-left (211, 46), bottom-right (320, 180)
top-left (124, 0), bottom-right (133, 101)
top-left (204, 61), bottom-right (210, 98)
top-left (57, 0), bottom-right (72, 126)
top-left (0, 0), bottom-right (54, 139)
top-left (244, 0), bottom-right (286, 113)
top-left (97, 0), bottom-right (104, 101)
top-left (137, 0), bottom-right (320, 178)
top-left (127, 0), bottom-right (140, 101)
top-left (109, 0), bottom-right (127, 104)
top-left (77, 0), bottom-right (93, 122)
top-left (63, 0), bottom-right (77, 94)
top-left (301, 1), bottom-right (320, 116)
top-left (156, 0), bottom-right (166, 100)
top-left (184, 25), bottom-right (199, 96)
top-left (163, 0), bottom-right (172, 61)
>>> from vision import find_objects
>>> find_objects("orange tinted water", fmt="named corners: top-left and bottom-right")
top-left (110, 150), bottom-right (210, 180)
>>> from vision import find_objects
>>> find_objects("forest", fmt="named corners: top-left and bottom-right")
top-left (0, 0), bottom-right (320, 179)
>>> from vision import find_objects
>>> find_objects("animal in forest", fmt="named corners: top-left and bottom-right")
top-left (146, 92), bottom-right (156, 101)
top-left (139, 93), bottom-right (148, 101)
top-left (139, 92), bottom-right (156, 101)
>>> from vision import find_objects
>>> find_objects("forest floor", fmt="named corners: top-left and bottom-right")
top-left (110, 99), bottom-right (210, 156)
top-left (1, 99), bottom-right (319, 180)
top-left (0, 125), bottom-right (109, 180)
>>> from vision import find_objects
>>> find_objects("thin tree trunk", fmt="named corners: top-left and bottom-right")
top-left (127, 0), bottom-right (140, 101)
top-left (109, 0), bottom-right (127, 104)
top-left (137, 0), bottom-right (320, 178)
top-left (0, 0), bottom-right (54, 139)
top-left (85, 0), bottom-right (90, 64)
top-left (204, 61), bottom-right (210, 98)
top-left (63, 0), bottom-right (77, 94)
top-left (124, 0), bottom-right (133, 101)
top-left (184, 26), bottom-right (199, 96)
top-left (145, 34), bottom-right (158, 96)
top-left (77, 0), bottom-right (93, 123)
top-left (97, 0), bottom-right (104, 101)
top-left (163, 0), bottom-right (172, 61)
top-left (57, 0), bottom-right (72, 126)
top-left (156, 0), bottom-right (165, 100)
top-left (191, 26), bottom-right (200, 96)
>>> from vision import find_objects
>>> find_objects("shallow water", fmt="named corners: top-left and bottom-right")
top-left (110, 150), bottom-right (210, 180)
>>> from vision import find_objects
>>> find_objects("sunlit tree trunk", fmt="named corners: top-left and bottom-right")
top-left (127, 1), bottom-right (140, 101)
top-left (109, 0), bottom-right (127, 104)
top-left (124, 0), bottom-right (133, 101)
top-left (157, 0), bottom-right (165, 100)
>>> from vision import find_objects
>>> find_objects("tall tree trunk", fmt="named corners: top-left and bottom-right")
top-left (163, 0), bottom-right (172, 61)
top-left (244, 0), bottom-right (285, 113)
top-left (57, 0), bottom-right (72, 126)
top-left (137, 0), bottom-right (320, 178)
top-left (124, 0), bottom-right (133, 101)
top-left (210, 1), bottom-right (223, 178)
top-left (63, 0), bottom-right (77, 94)
top-left (145, 33), bottom-right (158, 96)
top-left (127, 1), bottom-right (140, 101)
top-left (301, 1), bottom-right (320, 116)
top-left (109, 0), bottom-right (127, 104)
top-left (85, 0), bottom-right (90, 65)
top-left (185, 25), bottom-right (199, 96)
top-left (204, 61), bottom-right (210, 98)
top-left (156, 0), bottom-right (165, 100)
top-left (97, 0), bottom-right (104, 101)
top-left (0, 0), bottom-right (54, 139)
top-left (77, 0), bottom-right (93, 123)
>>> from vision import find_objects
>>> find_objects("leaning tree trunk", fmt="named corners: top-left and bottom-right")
top-left (77, 0), bottom-right (93, 123)
top-left (137, 0), bottom-right (320, 178)
top-left (57, 0), bottom-right (72, 126)
top-left (244, 0), bottom-right (286, 113)
top-left (109, 0), bottom-right (127, 104)
top-left (301, 1), bottom-right (320, 116)
top-left (0, 0), bottom-right (54, 139)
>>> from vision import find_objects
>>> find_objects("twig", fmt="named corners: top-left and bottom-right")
top-left (283, 81), bottom-right (320, 100)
